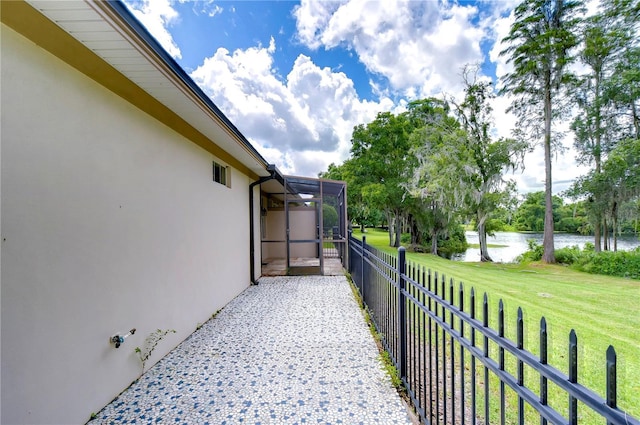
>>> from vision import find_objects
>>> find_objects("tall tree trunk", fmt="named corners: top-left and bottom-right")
top-left (632, 101), bottom-right (639, 139)
top-left (593, 95), bottom-right (602, 253)
top-left (410, 215), bottom-right (420, 245)
top-left (394, 212), bottom-right (402, 248)
top-left (477, 214), bottom-right (493, 262)
top-left (603, 217), bottom-right (609, 251)
top-left (431, 230), bottom-right (439, 255)
top-left (612, 201), bottom-right (618, 251)
top-left (542, 81), bottom-right (556, 263)
top-left (430, 203), bottom-right (439, 255)
top-left (594, 212), bottom-right (602, 252)
top-left (386, 210), bottom-right (394, 247)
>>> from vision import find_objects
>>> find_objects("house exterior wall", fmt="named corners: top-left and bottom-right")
top-left (1, 26), bottom-right (252, 425)
top-left (262, 208), bottom-right (318, 259)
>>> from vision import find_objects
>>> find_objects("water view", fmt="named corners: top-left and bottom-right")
top-left (456, 231), bottom-right (640, 263)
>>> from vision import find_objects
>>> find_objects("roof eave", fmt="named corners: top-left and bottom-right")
top-left (7, 0), bottom-right (273, 179)
top-left (101, 1), bottom-right (271, 174)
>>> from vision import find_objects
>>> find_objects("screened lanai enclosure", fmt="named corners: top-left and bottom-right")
top-left (258, 176), bottom-right (347, 276)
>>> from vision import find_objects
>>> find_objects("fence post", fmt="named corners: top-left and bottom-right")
top-left (517, 307), bottom-right (524, 425)
top-left (540, 317), bottom-right (548, 425)
top-left (361, 236), bottom-right (366, 307)
top-left (606, 345), bottom-right (617, 425)
top-left (499, 300), bottom-right (505, 425)
top-left (398, 246), bottom-right (407, 381)
top-left (568, 330), bottom-right (578, 425)
top-left (459, 282), bottom-right (465, 425)
top-left (483, 293), bottom-right (490, 425)
top-left (470, 288), bottom-right (476, 424)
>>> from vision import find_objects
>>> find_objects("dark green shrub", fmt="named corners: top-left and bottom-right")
top-left (517, 240), bottom-right (639, 279)
top-left (517, 239), bottom-right (543, 262)
top-left (576, 249), bottom-right (640, 279)
top-left (557, 217), bottom-right (582, 233)
top-left (554, 245), bottom-right (581, 265)
top-left (437, 224), bottom-right (468, 258)
top-left (406, 244), bottom-right (427, 253)
top-left (486, 218), bottom-right (510, 232)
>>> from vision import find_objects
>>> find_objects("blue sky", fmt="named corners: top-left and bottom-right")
top-left (123, 0), bottom-right (590, 194)
top-left (171, 1), bottom-right (379, 98)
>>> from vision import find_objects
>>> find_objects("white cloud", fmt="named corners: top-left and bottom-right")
top-left (179, 0), bottom-right (224, 18)
top-left (123, 0), bottom-right (590, 193)
top-left (121, 0), bottom-right (378, 177)
top-left (123, 0), bottom-right (182, 59)
top-left (510, 143), bottom-right (591, 196)
top-left (293, 0), bottom-right (487, 98)
top-left (487, 11), bottom-right (515, 88)
top-left (292, 1), bottom-right (345, 50)
top-left (190, 40), bottom-right (394, 177)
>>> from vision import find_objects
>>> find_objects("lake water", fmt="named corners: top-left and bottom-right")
top-left (455, 231), bottom-right (640, 263)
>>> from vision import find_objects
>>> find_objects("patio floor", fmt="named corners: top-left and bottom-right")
top-left (261, 257), bottom-right (345, 276)
top-left (89, 276), bottom-right (414, 424)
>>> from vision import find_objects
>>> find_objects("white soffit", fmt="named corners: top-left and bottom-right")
top-left (26, 0), bottom-right (270, 178)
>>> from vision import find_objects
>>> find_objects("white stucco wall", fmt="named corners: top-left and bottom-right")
top-left (1, 26), bottom-right (252, 424)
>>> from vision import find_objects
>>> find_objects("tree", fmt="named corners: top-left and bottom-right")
top-left (556, 200), bottom-right (589, 233)
top-left (602, 0), bottom-right (640, 141)
top-left (326, 100), bottom-right (466, 253)
top-left (406, 99), bottom-right (466, 256)
top-left (567, 137), bottom-right (640, 250)
top-left (599, 138), bottom-right (640, 250)
top-left (599, 1), bottom-right (640, 248)
top-left (571, 4), bottom-right (637, 251)
top-left (321, 161), bottom-right (365, 231)
top-left (451, 64), bottom-right (525, 261)
top-left (322, 203), bottom-right (339, 231)
top-left (349, 112), bottom-right (414, 247)
top-left (567, 0), bottom-right (639, 250)
top-left (513, 191), bottom-right (563, 232)
top-left (571, 16), bottom-right (614, 251)
top-left (608, 47), bottom-right (640, 140)
top-left (500, 0), bottom-right (584, 263)
top-left (409, 125), bottom-right (468, 255)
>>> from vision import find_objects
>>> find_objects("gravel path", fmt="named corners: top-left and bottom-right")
top-left (90, 275), bottom-right (413, 424)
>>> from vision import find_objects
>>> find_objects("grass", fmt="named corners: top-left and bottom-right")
top-left (353, 228), bottom-right (640, 421)
top-left (467, 243), bottom-right (509, 248)
top-left (346, 273), bottom-right (406, 395)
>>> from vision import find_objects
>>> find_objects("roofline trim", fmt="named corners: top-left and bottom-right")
top-left (100, 0), bottom-right (271, 170)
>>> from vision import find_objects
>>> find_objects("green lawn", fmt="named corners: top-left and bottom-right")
top-left (467, 243), bottom-right (509, 248)
top-left (353, 228), bottom-right (640, 420)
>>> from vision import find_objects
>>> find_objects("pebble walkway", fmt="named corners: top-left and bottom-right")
top-left (90, 275), bottom-right (413, 424)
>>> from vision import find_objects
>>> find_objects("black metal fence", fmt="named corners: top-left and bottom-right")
top-left (348, 233), bottom-right (639, 425)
